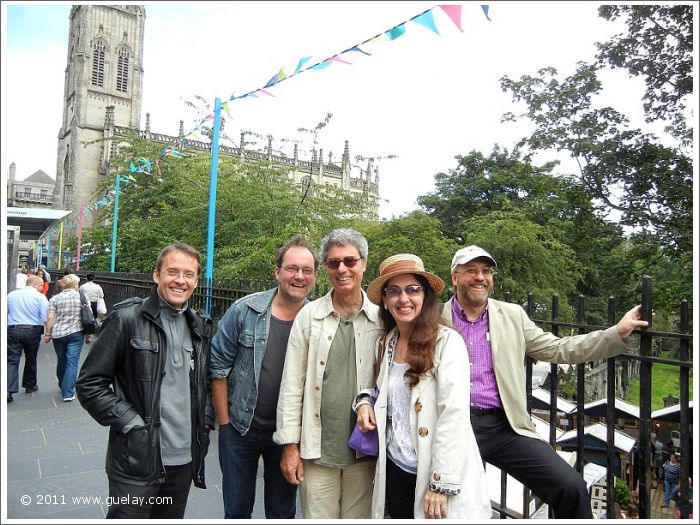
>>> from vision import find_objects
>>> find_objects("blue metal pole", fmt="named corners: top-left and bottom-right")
top-left (110, 174), bottom-right (122, 272)
top-left (204, 97), bottom-right (222, 314)
top-left (46, 235), bottom-right (51, 269)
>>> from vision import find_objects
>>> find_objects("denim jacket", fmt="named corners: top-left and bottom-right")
top-left (209, 288), bottom-right (280, 435)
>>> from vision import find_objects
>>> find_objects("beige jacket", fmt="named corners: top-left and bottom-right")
top-left (371, 326), bottom-right (492, 519)
top-left (273, 289), bottom-right (382, 458)
top-left (442, 297), bottom-right (629, 440)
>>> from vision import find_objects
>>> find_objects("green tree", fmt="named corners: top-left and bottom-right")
top-left (500, 62), bottom-right (692, 256)
top-left (78, 133), bottom-right (371, 279)
top-left (596, 5), bottom-right (693, 145)
top-left (457, 209), bottom-right (582, 317)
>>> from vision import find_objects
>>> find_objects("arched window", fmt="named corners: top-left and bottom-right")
top-left (116, 48), bottom-right (129, 92)
top-left (91, 41), bottom-right (105, 87)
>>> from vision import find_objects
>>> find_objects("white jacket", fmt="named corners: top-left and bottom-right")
top-left (274, 289), bottom-right (382, 458)
top-left (371, 326), bottom-right (492, 519)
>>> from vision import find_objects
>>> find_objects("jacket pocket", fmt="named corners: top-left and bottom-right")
top-left (130, 337), bottom-right (159, 381)
top-left (108, 426), bottom-right (156, 480)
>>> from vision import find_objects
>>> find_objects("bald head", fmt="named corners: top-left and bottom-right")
top-left (26, 275), bottom-right (44, 291)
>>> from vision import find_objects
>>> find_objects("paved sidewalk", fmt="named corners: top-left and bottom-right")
top-left (5, 339), bottom-right (299, 520)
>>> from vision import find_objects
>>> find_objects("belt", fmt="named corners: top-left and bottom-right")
top-left (470, 406), bottom-right (503, 416)
top-left (8, 324), bottom-right (42, 329)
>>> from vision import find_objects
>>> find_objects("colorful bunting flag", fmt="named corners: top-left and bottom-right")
top-left (413, 11), bottom-right (440, 35)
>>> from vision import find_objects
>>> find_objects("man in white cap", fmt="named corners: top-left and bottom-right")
top-left (442, 245), bottom-right (648, 518)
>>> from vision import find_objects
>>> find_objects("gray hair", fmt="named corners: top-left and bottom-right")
top-left (320, 228), bottom-right (368, 262)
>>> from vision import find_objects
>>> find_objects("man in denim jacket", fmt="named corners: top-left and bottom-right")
top-left (210, 236), bottom-right (318, 518)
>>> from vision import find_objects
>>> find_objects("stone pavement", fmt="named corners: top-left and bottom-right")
top-left (5, 339), bottom-right (300, 520)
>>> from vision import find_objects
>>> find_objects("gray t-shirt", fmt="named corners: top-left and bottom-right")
top-left (317, 319), bottom-right (358, 468)
top-left (252, 314), bottom-right (294, 430)
top-left (158, 296), bottom-right (193, 466)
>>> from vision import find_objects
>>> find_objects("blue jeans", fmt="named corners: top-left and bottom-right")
top-left (663, 478), bottom-right (677, 506)
top-left (53, 331), bottom-right (84, 398)
top-left (218, 424), bottom-right (297, 518)
top-left (7, 325), bottom-right (42, 393)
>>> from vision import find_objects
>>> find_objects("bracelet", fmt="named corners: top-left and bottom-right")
top-left (44, 333), bottom-right (51, 337)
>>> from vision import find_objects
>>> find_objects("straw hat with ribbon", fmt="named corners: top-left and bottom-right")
top-left (366, 254), bottom-right (445, 305)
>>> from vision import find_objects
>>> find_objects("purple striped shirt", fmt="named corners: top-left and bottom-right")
top-left (451, 299), bottom-right (502, 409)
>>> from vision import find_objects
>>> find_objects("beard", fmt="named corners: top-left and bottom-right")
top-left (458, 283), bottom-right (492, 307)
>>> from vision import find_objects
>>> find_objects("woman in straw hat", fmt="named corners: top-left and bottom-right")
top-left (354, 254), bottom-right (491, 519)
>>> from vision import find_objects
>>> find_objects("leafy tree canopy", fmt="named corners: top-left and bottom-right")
top-left (596, 4), bottom-right (693, 145)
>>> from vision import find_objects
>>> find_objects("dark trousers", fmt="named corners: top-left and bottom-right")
top-left (472, 410), bottom-right (593, 519)
top-left (218, 424), bottom-right (297, 519)
top-left (7, 325), bottom-right (42, 393)
top-left (106, 463), bottom-right (192, 518)
top-left (385, 456), bottom-right (417, 519)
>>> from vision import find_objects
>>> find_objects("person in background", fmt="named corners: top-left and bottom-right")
top-left (79, 272), bottom-right (105, 343)
top-left (7, 275), bottom-right (48, 401)
top-left (40, 264), bottom-right (52, 285)
top-left (44, 274), bottom-right (84, 402)
top-left (671, 476), bottom-right (693, 519)
top-left (441, 245), bottom-right (648, 518)
top-left (661, 452), bottom-right (681, 508)
top-left (15, 266), bottom-right (28, 288)
top-left (274, 228), bottom-right (383, 519)
top-left (356, 254), bottom-right (491, 519)
top-left (76, 243), bottom-right (213, 518)
top-left (211, 235), bottom-right (318, 518)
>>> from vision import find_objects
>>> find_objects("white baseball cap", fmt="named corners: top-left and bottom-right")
top-left (451, 245), bottom-right (497, 272)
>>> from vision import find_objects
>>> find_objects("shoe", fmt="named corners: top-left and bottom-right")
top-left (7, 393), bottom-right (13, 402)
top-left (62, 395), bottom-right (76, 402)
top-left (25, 386), bottom-right (38, 393)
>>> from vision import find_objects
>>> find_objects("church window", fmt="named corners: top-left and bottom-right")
top-left (117, 49), bottom-right (129, 92)
top-left (91, 41), bottom-right (105, 87)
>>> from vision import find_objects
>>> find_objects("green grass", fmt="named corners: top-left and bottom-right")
top-left (624, 360), bottom-right (693, 411)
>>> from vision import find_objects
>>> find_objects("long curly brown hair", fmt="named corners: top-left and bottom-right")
top-left (378, 274), bottom-right (442, 387)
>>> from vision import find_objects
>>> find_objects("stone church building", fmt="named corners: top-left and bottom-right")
top-left (52, 4), bottom-right (380, 223)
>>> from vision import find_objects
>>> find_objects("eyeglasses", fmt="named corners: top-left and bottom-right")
top-left (163, 269), bottom-right (198, 281)
top-left (282, 266), bottom-right (315, 276)
top-left (325, 256), bottom-right (363, 270)
top-left (382, 284), bottom-right (425, 298)
top-left (454, 267), bottom-right (496, 277)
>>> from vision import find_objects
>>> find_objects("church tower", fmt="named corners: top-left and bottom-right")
top-left (53, 5), bottom-right (145, 213)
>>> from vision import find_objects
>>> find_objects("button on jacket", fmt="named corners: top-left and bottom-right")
top-left (273, 289), bottom-right (382, 458)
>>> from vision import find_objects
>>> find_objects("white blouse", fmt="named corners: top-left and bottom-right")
top-left (386, 361), bottom-right (417, 474)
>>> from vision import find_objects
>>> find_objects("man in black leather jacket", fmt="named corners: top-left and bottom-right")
top-left (76, 243), bottom-right (214, 518)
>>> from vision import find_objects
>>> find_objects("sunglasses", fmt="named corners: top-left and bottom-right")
top-left (325, 256), bottom-right (363, 270)
top-left (382, 284), bottom-right (425, 298)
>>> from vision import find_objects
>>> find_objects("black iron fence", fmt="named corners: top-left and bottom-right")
top-left (49, 271), bottom-right (692, 519)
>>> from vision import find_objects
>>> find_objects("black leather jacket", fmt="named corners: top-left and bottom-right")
top-left (76, 287), bottom-right (213, 488)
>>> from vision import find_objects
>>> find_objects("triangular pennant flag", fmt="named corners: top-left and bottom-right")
top-left (255, 88), bottom-right (276, 97)
top-left (129, 161), bottom-right (137, 173)
top-left (294, 56), bottom-right (312, 74)
top-left (439, 5), bottom-right (463, 32)
top-left (347, 45), bottom-right (371, 56)
top-left (330, 55), bottom-right (352, 65)
top-left (264, 72), bottom-right (280, 88)
top-left (278, 67), bottom-right (287, 81)
top-left (481, 5), bottom-right (491, 21)
top-left (387, 23), bottom-right (406, 40)
top-left (413, 11), bottom-right (440, 35)
top-left (310, 60), bottom-right (333, 71)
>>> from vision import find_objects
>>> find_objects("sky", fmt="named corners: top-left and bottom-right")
top-left (0, 1), bottom-right (678, 220)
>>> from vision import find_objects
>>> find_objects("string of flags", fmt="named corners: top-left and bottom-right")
top-left (224, 4), bottom-right (491, 105)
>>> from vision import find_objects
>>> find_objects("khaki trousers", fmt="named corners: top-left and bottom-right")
top-left (299, 459), bottom-right (376, 518)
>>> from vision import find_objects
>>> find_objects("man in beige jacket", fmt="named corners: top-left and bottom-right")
top-left (274, 229), bottom-right (383, 518)
top-left (442, 245), bottom-right (648, 518)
